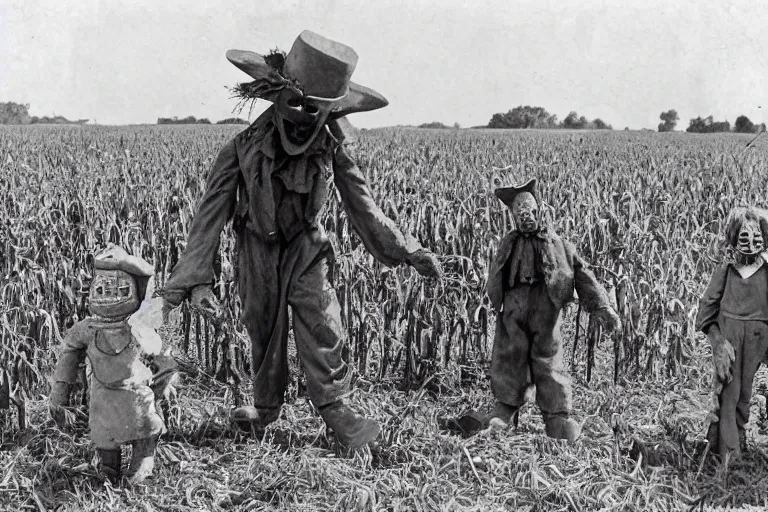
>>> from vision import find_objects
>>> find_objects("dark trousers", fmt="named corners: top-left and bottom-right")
top-left (708, 316), bottom-right (768, 456)
top-left (236, 226), bottom-right (350, 409)
top-left (491, 282), bottom-right (571, 415)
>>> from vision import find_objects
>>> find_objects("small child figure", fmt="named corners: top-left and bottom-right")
top-left (49, 245), bottom-right (177, 482)
top-left (697, 207), bottom-right (768, 458)
top-left (484, 178), bottom-right (621, 441)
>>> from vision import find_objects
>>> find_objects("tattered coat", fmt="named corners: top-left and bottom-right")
top-left (487, 229), bottom-right (611, 314)
top-left (164, 108), bottom-right (424, 408)
top-left (52, 317), bottom-right (174, 448)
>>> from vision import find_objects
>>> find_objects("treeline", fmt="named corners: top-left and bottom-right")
top-left (487, 106), bottom-right (612, 130)
top-left (658, 109), bottom-right (766, 134)
top-left (417, 122), bottom-right (461, 129)
top-left (0, 102), bottom-right (87, 125)
top-left (156, 116), bottom-right (249, 125)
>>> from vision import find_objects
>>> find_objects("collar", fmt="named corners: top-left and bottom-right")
top-left (514, 226), bottom-right (549, 241)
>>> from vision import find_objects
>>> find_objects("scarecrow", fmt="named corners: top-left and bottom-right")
top-left (162, 30), bottom-right (441, 450)
top-left (446, 179), bottom-right (620, 440)
top-left (696, 206), bottom-right (768, 458)
top-left (49, 245), bottom-right (177, 482)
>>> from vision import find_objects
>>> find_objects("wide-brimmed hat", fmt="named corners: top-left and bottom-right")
top-left (494, 178), bottom-right (538, 208)
top-left (227, 30), bottom-right (388, 119)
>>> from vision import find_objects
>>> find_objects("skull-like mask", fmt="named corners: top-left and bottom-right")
top-left (512, 192), bottom-right (540, 234)
top-left (735, 218), bottom-right (764, 263)
top-left (274, 88), bottom-right (334, 156)
top-left (89, 269), bottom-right (140, 318)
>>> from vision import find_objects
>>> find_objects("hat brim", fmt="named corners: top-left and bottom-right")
top-left (494, 178), bottom-right (538, 207)
top-left (226, 49), bottom-right (388, 117)
top-left (94, 245), bottom-right (154, 277)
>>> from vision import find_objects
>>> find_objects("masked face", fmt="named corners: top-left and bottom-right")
top-left (511, 192), bottom-right (539, 233)
top-left (736, 218), bottom-right (764, 258)
top-left (274, 88), bottom-right (333, 156)
top-left (89, 269), bottom-right (140, 318)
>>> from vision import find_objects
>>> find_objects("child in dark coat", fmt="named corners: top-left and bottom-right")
top-left (696, 207), bottom-right (768, 458)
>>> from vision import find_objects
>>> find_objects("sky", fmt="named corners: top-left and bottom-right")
top-left (0, 0), bottom-right (766, 129)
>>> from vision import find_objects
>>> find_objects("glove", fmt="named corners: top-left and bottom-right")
top-left (152, 371), bottom-right (179, 401)
top-left (163, 289), bottom-right (186, 312)
top-left (190, 285), bottom-right (223, 323)
top-left (406, 249), bottom-right (443, 279)
top-left (593, 307), bottom-right (622, 334)
top-left (707, 325), bottom-right (735, 383)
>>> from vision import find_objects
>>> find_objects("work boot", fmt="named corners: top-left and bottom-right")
top-left (96, 448), bottom-right (122, 481)
top-left (125, 436), bottom-right (157, 483)
top-left (488, 402), bottom-right (521, 430)
top-left (543, 413), bottom-right (581, 442)
top-left (438, 410), bottom-right (486, 438)
top-left (232, 406), bottom-right (281, 433)
top-left (318, 401), bottom-right (380, 450)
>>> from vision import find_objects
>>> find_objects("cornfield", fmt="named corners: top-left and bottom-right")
top-left (3, 124), bottom-right (768, 510)
top-left (1, 125), bottom-right (767, 413)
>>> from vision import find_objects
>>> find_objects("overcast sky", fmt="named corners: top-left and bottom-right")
top-left (1, 0), bottom-right (765, 129)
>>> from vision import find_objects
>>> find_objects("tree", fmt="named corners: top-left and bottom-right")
top-left (216, 118), bottom-right (249, 125)
top-left (488, 105), bottom-right (558, 129)
top-left (686, 115), bottom-right (730, 133)
top-left (0, 102), bottom-right (31, 124)
top-left (562, 111), bottom-right (585, 129)
top-left (593, 118), bottom-right (611, 130)
top-left (734, 115), bottom-right (756, 133)
top-left (658, 109), bottom-right (679, 132)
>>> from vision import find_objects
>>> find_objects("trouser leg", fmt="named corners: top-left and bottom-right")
top-left (289, 254), bottom-right (350, 407)
top-left (527, 286), bottom-right (579, 441)
top-left (126, 435), bottom-right (158, 483)
top-left (713, 318), bottom-right (746, 456)
top-left (530, 317), bottom-right (572, 416)
top-left (288, 231), bottom-right (378, 450)
top-left (95, 441), bottom-right (122, 480)
top-left (736, 322), bottom-right (768, 431)
top-left (490, 293), bottom-right (533, 408)
top-left (237, 231), bottom-right (289, 410)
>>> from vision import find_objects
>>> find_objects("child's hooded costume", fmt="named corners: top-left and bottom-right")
top-left (162, 30), bottom-right (441, 450)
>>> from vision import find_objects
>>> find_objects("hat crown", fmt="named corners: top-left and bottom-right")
top-left (284, 30), bottom-right (358, 99)
top-left (494, 178), bottom-right (539, 208)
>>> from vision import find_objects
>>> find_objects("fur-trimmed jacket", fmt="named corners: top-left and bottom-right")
top-left (487, 229), bottom-right (612, 313)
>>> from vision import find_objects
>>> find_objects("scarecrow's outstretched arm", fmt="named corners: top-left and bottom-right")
top-left (165, 140), bottom-right (240, 304)
top-left (332, 143), bottom-right (421, 267)
top-left (695, 266), bottom-right (728, 334)
top-left (567, 242), bottom-right (612, 313)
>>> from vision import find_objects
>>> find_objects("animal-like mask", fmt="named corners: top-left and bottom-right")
top-left (89, 269), bottom-right (140, 318)
top-left (511, 192), bottom-right (539, 234)
top-left (274, 88), bottom-right (334, 156)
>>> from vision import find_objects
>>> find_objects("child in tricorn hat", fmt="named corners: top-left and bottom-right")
top-left (49, 245), bottom-right (177, 482)
top-left (456, 178), bottom-right (621, 441)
